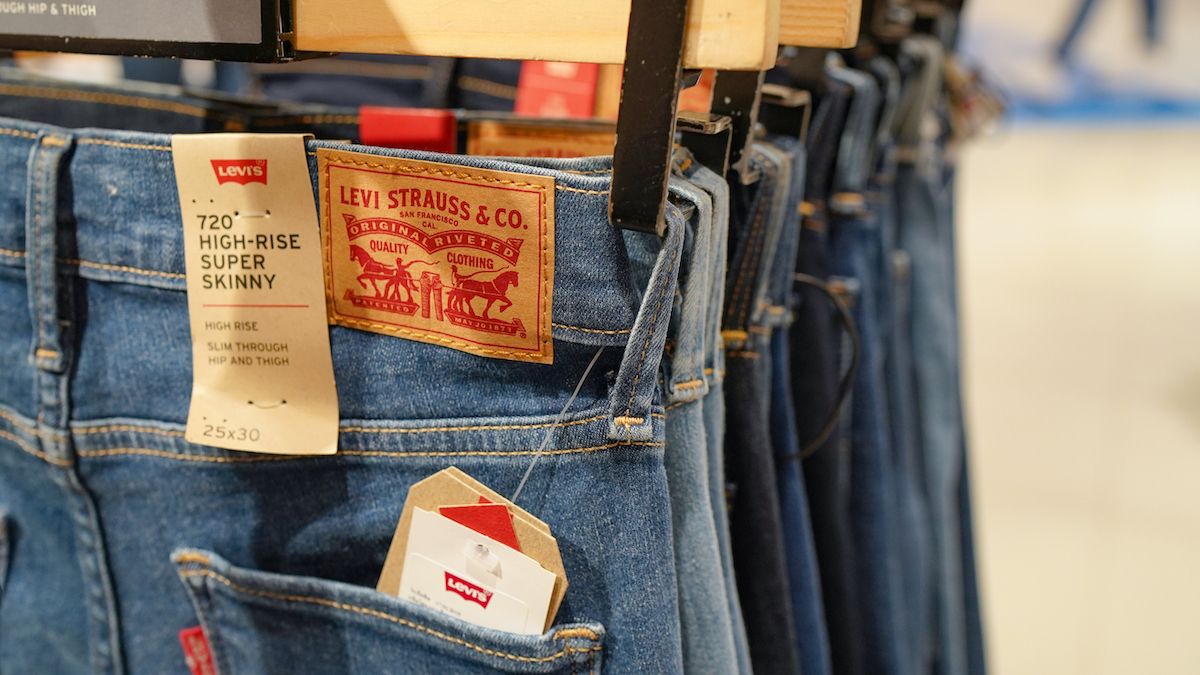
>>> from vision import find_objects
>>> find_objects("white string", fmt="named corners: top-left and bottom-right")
top-left (510, 347), bottom-right (605, 503)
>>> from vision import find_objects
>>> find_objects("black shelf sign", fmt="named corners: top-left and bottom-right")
top-left (0, 0), bottom-right (319, 62)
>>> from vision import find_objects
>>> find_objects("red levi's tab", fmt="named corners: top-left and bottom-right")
top-left (179, 626), bottom-right (216, 675)
top-left (514, 62), bottom-right (600, 119)
top-left (210, 159), bottom-right (267, 185)
top-left (358, 107), bottom-right (457, 154)
top-left (439, 502), bottom-right (522, 552)
top-left (445, 571), bottom-right (494, 609)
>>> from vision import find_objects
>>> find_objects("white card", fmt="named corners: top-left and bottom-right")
top-left (397, 508), bottom-right (557, 635)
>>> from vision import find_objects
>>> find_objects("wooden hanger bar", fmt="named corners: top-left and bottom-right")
top-left (295, 0), bottom-right (859, 69)
top-left (780, 0), bottom-right (863, 48)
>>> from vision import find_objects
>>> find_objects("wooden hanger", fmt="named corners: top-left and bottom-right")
top-left (295, 0), bottom-right (862, 70)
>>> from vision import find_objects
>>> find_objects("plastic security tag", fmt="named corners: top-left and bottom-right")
top-left (173, 134), bottom-right (339, 456)
top-left (317, 148), bottom-right (555, 363)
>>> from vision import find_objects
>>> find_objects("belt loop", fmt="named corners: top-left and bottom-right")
top-left (26, 131), bottom-right (74, 424)
top-left (607, 204), bottom-right (685, 443)
top-left (663, 173), bottom-right (712, 403)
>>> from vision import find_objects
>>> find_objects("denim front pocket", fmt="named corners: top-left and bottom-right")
top-left (173, 548), bottom-right (605, 675)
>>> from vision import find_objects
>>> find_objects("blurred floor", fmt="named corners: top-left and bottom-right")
top-left (959, 123), bottom-right (1200, 675)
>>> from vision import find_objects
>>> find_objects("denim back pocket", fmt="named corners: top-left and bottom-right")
top-left (174, 548), bottom-right (605, 675)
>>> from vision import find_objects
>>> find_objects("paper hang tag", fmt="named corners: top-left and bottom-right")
top-left (399, 508), bottom-right (557, 635)
top-left (377, 467), bottom-right (568, 633)
top-left (173, 133), bottom-right (339, 456)
top-left (465, 120), bottom-right (615, 159)
top-left (317, 148), bottom-right (556, 364)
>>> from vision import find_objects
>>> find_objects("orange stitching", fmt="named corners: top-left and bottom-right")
top-left (727, 350), bottom-right (760, 359)
top-left (41, 135), bottom-right (66, 147)
top-left (0, 247), bottom-right (26, 259)
top-left (0, 429), bottom-right (71, 467)
top-left (0, 127), bottom-right (38, 139)
top-left (176, 552), bottom-right (212, 565)
top-left (63, 258), bottom-right (185, 280)
top-left (555, 186), bottom-right (609, 195)
top-left (77, 441), bottom-right (663, 462)
top-left (329, 316), bottom-right (546, 359)
top-left (77, 139), bottom-right (171, 152)
top-left (73, 412), bottom-right (663, 438)
top-left (623, 226), bottom-right (680, 420)
top-left (554, 628), bottom-right (600, 640)
top-left (672, 379), bottom-right (704, 391)
top-left (0, 408), bottom-right (66, 440)
top-left (180, 568), bottom-right (600, 663)
top-left (0, 83), bottom-right (212, 118)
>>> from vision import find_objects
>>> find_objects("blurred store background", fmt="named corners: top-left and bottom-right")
top-left (959, 0), bottom-right (1200, 674)
top-left (8, 2), bottom-right (1200, 672)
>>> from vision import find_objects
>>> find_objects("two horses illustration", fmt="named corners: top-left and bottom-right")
top-left (447, 265), bottom-right (519, 320)
top-left (350, 245), bottom-right (420, 303)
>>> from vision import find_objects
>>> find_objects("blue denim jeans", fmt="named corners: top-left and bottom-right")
top-left (761, 135), bottom-right (834, 675)
top-left (828, 62), bottom-right (916, 675)
top-left (675, 161), bottom-right (754, 675)
top-left (0, 113), bottom-right (695, 675)
top-left (792, 72), bottom-right (865, 675)
top-left (722, 143), bottom-right (803, 675)
top-left (894, 34), bottom-right (970, 675)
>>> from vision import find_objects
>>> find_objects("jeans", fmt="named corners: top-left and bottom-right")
top-left (894, 34), bottom-right (969, 675)
top-left (792, 70), bottom-right (864, 675)
top-left (0, 109), bottom-right (694, 675)
top-left (763, 135), bottom-right (834, 675)
top-left (828, 62), bottom-right (915, 675)
top-left (723, 144), bottom-right (802, 675)
top-left (677, 161), bottom-right (755, 675)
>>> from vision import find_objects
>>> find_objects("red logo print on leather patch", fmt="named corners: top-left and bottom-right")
top-left (445, 571), bottom-right (494, 609)
top-left (179, 626), bottom-right (216, 675)
top-left (211, 159), bottom-right (268, 185)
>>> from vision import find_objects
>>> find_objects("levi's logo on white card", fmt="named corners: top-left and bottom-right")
top-left (211, 159), bottom-right (268, 185)
top-left (397, 508), bottom-right (556, 635)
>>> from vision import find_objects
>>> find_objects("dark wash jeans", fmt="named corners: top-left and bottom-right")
top-left (0, 110), bottom-right (696, 675)
top-left (722, 145), bottom-right (802, 675)
top-left (791, 74), bottom-right (865, 675)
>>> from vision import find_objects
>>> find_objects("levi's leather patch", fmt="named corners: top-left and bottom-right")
top-left (318, 148), bottom-right (555, 363)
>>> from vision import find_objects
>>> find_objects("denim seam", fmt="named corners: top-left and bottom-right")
top-left (726, 351), bottom-right (760, 359)
top-left (0, 83), bottom-right (214, 119)
top-left (77, 139), bottom-right (171, 152)
top-left (551, 323), bottom-right (630, 335)
top-left (725, 153), bottom-right (774, 330)
top-left (0, 127), bottom-right (38, 140)
top-left (0, 429), bottom-right (71, 466)
top-left (76, 440), bottom-right (663, 462)
top-left (322, 155), bottom-right (556, 361)
top-left (0, 248), bottom-right (188, 280)
top-left (621, 225), bottom-right (680, 421)
top-left (179, 568), bottom-right (601, 663)
top-left (72, 412), bottom-right (665, 438)
top-left (736, 158), bottom-right (778, 329)
top-left (0, 407), bottom-right (68, 440)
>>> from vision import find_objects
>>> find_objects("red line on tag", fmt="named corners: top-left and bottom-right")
top-left (179, 626), bottom-right (216, 675)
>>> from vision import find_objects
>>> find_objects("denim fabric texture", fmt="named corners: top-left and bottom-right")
top-left (0, 109), bottom-right (699, 675)
top-left (791, 73), bottom-right (864, 675)
top-left (762, 135), bottom-right (834, 675)
top-left (723, 145), bottom-right (802, 675)
top-left (894, 34), bottom-right (970, 675)
top-left (827, 61), bottom-right (916, 675)
top-left (676, 161), bottom-right (755, 675)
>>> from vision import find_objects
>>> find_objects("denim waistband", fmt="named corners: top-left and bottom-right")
top-left (828, 62), bottom-right (882, 212)
top-left (0, 67), bottom-right (363, 140)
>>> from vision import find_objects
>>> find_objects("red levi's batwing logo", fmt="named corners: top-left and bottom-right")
top-left (211, 159), bottom-right (268, 185)
top-left (178, 626), bottom-right (216, 675)
top-left (445, 571), bottom-right (494, 609)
